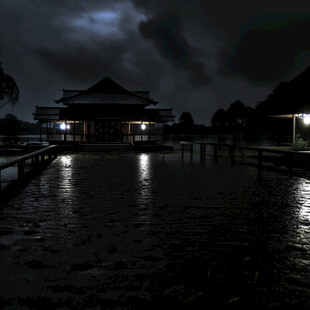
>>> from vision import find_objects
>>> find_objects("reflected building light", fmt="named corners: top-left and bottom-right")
top-left (139, 153), bottom-right (149, 178)
top-left (59, 155), bottom-right (74, 217)
top-left (60, 155), bottom-right (72, 168)
top-left (295, 178), bottom-right (310, 222)
top-left (137, 153), bottom-right (152, 226)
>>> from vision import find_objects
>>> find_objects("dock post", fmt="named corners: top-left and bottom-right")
top-left (241, 148), bottom-right (245, 164)
top-left (230, 145), bottom-right (236, 165)
top-left (258, 150), bottom-right (263, 169)
top-left (190, 143), bottom-right (193, 161)
top-left (18, 161), bottom-right (24, 182)
top-left (41, 153), bottom-right (45, 165)
top-left (181, 144), bottom-right (184, 159)
top-left (203, 143), bottom-right (206, 159)
top-left (200, 143), bottom-right (204, 162)
top-left (214, 144), bottom-right (218, 163)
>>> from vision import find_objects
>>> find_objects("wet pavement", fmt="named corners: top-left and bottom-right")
top-left (1, 151), bottom-right (310, 309)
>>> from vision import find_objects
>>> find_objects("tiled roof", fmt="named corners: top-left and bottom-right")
top-left (56, 77), bottom-right (157, 105)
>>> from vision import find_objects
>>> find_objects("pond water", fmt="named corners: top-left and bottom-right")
top-left (0, 151), bottom-right (310, 309)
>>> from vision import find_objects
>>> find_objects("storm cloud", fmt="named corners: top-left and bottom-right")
top-left (1, 0), bottom-right (310, 124)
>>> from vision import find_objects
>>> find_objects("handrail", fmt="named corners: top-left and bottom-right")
top-left (179, 141), bottom-right (310, 157)
top-left (0, 145), bottom-right (58, 171)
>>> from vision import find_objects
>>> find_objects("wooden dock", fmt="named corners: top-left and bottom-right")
top-left (0, 145), bottom-right (59, 203)
top-left (180, 141), bottom-right (310, 173)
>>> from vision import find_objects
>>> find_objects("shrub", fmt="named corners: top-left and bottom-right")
top-left (292, 134), bottom-right (309, 151)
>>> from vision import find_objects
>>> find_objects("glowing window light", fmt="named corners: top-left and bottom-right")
top-left (141, 123), bottom-right (146, 130)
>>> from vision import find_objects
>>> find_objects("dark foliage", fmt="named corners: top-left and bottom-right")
top-left (0, 62), bottom-right (19, 108)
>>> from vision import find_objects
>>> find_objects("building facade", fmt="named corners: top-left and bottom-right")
top-left (34, 77), bottom-right (175, 143)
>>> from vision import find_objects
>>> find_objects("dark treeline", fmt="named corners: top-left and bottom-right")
top-left (165, 65), bottom-right (310, 144)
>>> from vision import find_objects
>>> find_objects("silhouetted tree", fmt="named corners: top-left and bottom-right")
top-left (0, 113), bottom-right (21, 143)
top-left (211, 108), bottom-right (226, 127)
top-left (179, 112), bottom-right (194, 124)
top-left (0, 62), bottom-right (19, 108)
top-left (226, 100), bottom-right (246, 126)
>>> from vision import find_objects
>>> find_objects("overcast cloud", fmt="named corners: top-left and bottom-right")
top-left (0, 0), bottom-right (310, 124)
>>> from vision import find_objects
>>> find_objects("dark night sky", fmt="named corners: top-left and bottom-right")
top-left (1, 0), bottom-right (310, 124)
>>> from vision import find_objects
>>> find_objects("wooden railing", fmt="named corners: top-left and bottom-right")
top-left (0, 145), bottom-right (58, 195)
top-left (180, 141), bottom-right (310, 172)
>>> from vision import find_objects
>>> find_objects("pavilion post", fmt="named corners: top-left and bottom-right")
top-left (73, 120), bottom-right (76, 142)
top-left (39, 123), bottom-right (42, 142)
top-left (64, 120), bottom-right (67, 142)
top-left (293, 114), bottom-right (296, 145)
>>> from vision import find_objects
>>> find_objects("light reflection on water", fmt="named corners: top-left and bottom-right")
top-left (137, 153), bottom-right (152, 229)
top-left (59, 155), bottom-right (73, 215)
top-left (295, 178), bottom-right (310, 221)
top-left (1, 152), bottom-right (310, 307)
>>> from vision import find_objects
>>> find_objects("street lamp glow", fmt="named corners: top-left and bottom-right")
top-left (60, 123), bottom-right (70, 130)
top-left (141, 123), bottom-right (146, 130)
top-left (303, 115), bottom-right (310, 125)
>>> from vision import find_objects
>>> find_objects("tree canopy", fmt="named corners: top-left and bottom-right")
top-left (179, 112), bottom-right (194, 124)
top-left (0, 62), bottom-right (19, 108)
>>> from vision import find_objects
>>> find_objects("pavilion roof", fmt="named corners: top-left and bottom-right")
top-left (55, 77), bottom-right (158, 106)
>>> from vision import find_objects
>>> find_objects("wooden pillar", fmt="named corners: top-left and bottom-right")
top-left (181, 143), bottom-right (184, 159)
top-left (230, 145), bottom-right (235, 165)
top-left (140, 121), bottom-right (143, 142)
top-left (214, 144), bottom-right (218, 163)
top-left (293, 114), bottom-right (296, 145)
top-left (39, 123), bottom-right (42, 142)
top-left (73, 120), bottom-right (76, 142)
top-left (18, 161), bottom-right (24, 182)
top-left (53, 121), bottom-right (56, 141)
top-left (46, 121), bottom-right (49, 141)
top-left (64, 120), bottom-right (67, 142)
top-left (128, 122), bottom-right (131, 142)
top-left (200, 143), bottom-right (204, 162)
top-left (241, 148), bottom-right (245, 164)
top-left (190, 143), bottom-right (193, 161)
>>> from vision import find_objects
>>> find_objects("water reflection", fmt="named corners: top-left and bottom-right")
top-left (59, 155), bottom-right (73, 216)
top-left (294, 178), bottom-right (310, 251)
top-left (295, 178), bottom-right (310, 221)
top-left (137, 153), bottom-right (152, 228)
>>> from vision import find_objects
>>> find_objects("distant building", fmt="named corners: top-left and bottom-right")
top-left (34, 77), bottom-right (175, 143)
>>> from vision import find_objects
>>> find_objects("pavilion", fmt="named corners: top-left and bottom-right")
top-left (34, 77), bottom-right (175, 144)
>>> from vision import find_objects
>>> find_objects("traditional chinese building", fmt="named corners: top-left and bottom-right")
top-left (34, 77), bottom-right (175, 144)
